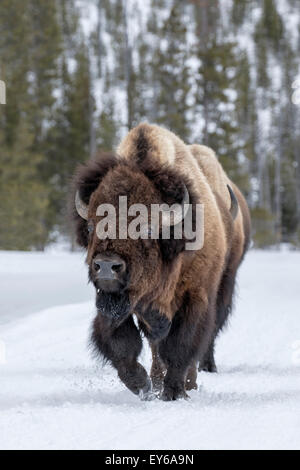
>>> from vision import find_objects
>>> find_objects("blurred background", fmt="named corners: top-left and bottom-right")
top-left (0, 0), bottom-right (299, 251)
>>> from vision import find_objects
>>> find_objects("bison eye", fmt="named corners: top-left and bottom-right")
top-left (87, 221), bottom-right (94, 235)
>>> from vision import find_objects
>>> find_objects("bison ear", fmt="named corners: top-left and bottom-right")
top-left (71, 152), bottom-right (118, 247)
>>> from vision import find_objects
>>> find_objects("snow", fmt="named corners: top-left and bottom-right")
top-left (0, 250), bottom-right (93, 325)
top-left (0, 250), bottom-right (300, 450)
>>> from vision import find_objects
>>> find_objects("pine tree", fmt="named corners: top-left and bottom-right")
top-left (102, 0), bottom-right (136, 130)
top-left (193, 0), bottom-right (247, 188)
top-left (150, 1), bottom-right (192, 141)
top-left (231, 0), bottom-right (249, 28)
top-left (276, 41), bottom-right (300, 245)
top-left (1, 0), bottom-right (299, 250)
top-left (97, 71), bottom-right (119, 151)
top-left (0, 0), bottom-right (61, 250)
top-left (43, 40), bottom-right (92, 235)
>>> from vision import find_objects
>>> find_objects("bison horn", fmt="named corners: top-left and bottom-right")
top-left (227, 185), bottom-right (238, 220)
top-left (75, 190), bottom-right (89, 220)
top-left (161, 184), bottom-right (190, 227)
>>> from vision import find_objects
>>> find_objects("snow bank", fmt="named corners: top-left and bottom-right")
top-left (0, 250), bottom-right (300, 449)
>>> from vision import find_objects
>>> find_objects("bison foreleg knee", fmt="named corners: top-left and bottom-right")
top-left (136, 307), bottom-right (171, 342)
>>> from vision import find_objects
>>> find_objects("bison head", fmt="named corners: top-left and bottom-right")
top-left (72, 151), bottom-right (195, 325)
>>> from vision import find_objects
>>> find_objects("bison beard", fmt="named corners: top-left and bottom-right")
top-left (95, 290), bottom-right (131, 327)
top-left (72, 123), bottom-right (251, 401)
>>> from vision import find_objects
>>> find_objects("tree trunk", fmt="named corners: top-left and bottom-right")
top-left (122, 0), bottom-right (133, 130)
top-left (88, 55), bottom-right (96, 158)
top-left (274, 109), bottom-right (283, 248)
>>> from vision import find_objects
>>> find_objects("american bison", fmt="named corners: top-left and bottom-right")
top-left (72, 123), bottom-right (251, 401)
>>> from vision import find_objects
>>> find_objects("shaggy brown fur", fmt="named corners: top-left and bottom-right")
top-left (72, 123), bottom-right (251, 400)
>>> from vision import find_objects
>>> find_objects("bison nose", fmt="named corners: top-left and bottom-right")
top-left (93, 258), bottom-right (126, 280)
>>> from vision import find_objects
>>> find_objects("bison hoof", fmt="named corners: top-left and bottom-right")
top-left (199, 356), bottom-right (217, 373)
top-left (160, 387), bottom-right (189, 402)
top-left (118, 363), bottom-right (151, 396)
top-left (200, 362), bottom-right (217, 373)
top-left (203, 364), bottom-right (217, 373)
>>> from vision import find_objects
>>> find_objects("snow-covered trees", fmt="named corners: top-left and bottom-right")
top-left (0, 0), bottom-right (299, 249)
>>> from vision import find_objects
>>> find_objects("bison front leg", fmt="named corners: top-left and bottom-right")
top-left (151, 345), bottom-right (197, 394)
top-left (185, 361), bottom-right (198, 391)
top-left (198, 341), bottom-right (217, 373)
top-left (92, 314), bottom-right (151, 398)
top-left (158, 300), bottom-right (215, 401)
top-left (150, 343), bottom-right (166, 393)
top-left (136, 306), bottom-right (170, 392)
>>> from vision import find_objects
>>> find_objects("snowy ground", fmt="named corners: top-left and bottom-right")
top-left (0, 249), bottom-right (299, 450)
top-left (0, 250), bottom-right (93, 325)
